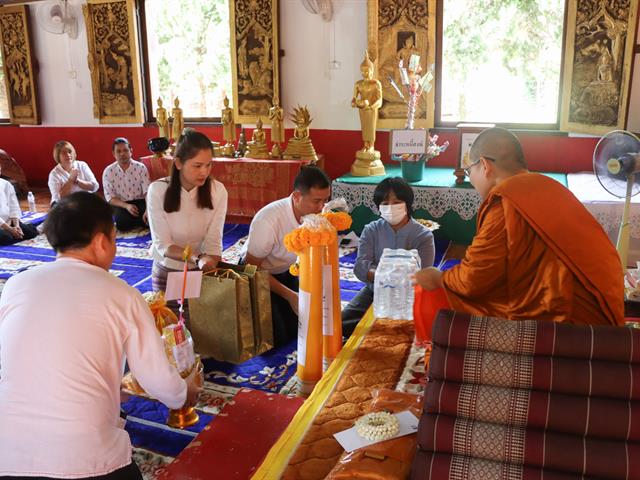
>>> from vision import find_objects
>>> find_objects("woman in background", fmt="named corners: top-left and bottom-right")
top-left (147, 128), bottom-right (228, 293)
top-left (341, 177), bottom-right (435, 336)
top-left (47, 141), bottom-right (99, 206)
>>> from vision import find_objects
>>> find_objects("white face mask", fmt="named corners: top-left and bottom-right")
top-left (379, 203), bottom-right (407, 225)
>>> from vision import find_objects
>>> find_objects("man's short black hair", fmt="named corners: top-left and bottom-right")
top-left (293, 165), bottom-right (331, 194)
top-left (44, 192), bottom-right (115, 253)
top-left (373, 177), bottom-right (415, 217)
top-left (112, 137), bottom-right (131, 152)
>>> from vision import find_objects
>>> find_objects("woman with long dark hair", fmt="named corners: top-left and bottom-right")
top-left (147, 129), bottom-right (228, 292)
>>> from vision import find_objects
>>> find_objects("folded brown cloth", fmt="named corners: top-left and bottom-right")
top-left (429, 344), bottom-right (640, 400)
top-left (410, 450), bottom-right (593, 480)
top-left (424, 379), bottom-right (640, 441)
top-left (432, 310), bottom-right (639, 363)
top-left (417, 413), bottom-right (640, 479)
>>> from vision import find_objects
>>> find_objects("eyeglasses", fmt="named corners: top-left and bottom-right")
top-left (463, 155), bottom-right (495, 176)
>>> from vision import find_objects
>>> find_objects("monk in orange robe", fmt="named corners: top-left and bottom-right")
top-left (414, 127), bottom-right (624, 326)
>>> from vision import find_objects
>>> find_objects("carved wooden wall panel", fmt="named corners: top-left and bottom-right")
top-left (367, 0), bottom-right (435, 129)
top-left (0, 5), bottom-right (40, 125)
top-left (560, 0), bottom-right (639, 134)
top-left (229, 0), bottom-right (280, 124)
top-left (83, 0), bottom-right (143, 123)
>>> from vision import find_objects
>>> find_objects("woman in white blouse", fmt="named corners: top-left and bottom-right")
top-left (47, 141), bottom-right (99, 205)
top-left (147, 128), bottom-right (228, 292)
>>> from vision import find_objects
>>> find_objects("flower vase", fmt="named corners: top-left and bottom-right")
top-left (401, 158), bottom-right (425, 183)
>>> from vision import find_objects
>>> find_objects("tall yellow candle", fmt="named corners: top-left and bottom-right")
top-left (295, 245), bottom-right (324, 396)
top-left (322, 238), bottom-right (342, 370)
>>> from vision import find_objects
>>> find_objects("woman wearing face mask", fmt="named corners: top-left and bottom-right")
top-left (147, 128), bottom-right (228, 294)
top-left (341, 177), bottom-right (434, 336)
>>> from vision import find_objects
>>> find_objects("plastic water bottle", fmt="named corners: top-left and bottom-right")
top-left (373, 249), bottom-right (420, 320)
top-left (27, 191), bottom-right (36, 213)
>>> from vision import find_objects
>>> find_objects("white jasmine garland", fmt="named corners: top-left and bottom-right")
top-left (355, 411), bottom-right (400, 441)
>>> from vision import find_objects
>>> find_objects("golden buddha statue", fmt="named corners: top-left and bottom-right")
top-left (171, 97), bottom-right (184, 142)
top-left (350, 51), bottom-right (385, 176)
top-left (268, 95), bottom-right (284, 158)
top-left (156, 97), bottom-right (170, 139)
top-left (282, 106), bottom-right (318, 161)
top-left (221, 96), bottom-right (236, 157)
top-left (245, 118), bottom-right (270, 159)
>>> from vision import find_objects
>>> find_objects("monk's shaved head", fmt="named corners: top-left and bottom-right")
top-left (469, 127), bottom-right (527, 172)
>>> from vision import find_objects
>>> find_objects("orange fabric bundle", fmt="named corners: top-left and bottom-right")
top-left (325, 390), bottom-right (422, 480)
top-left (413, 286), bottom-right (450, 344)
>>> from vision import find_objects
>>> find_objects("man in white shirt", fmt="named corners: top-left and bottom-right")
top-left (242, 166), bottom-right (331, 347)
top-left (0, 166), bottom-right (37, 245)
top-left (102, 138), bottom-right (151, 231)
top-left (0, 192), bottom-right (201, 479)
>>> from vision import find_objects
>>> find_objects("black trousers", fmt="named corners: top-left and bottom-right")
top-left (1, 462), bottom-right (143, 480)
top-left (340, 284), bottom-right (374, 338)
top-left (271, 270), bottom-right (299, 347)
top-left (0, 221), bottom-right (38, 246)
top-left (113, 199), bottom-right (147, 231)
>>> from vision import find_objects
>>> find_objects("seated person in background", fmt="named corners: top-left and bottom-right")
top-left (103, 137), bottom-right (151, 231)
top-left (47, 140), bottom-right (99, 206)
top-left (0, 192), bottom-right (201, 479)
top-left (0, 164), bottom-right (37, 245)
top-left (341, 177), bottom-right (435, 336)
top-left (147, 128), bottom-right (228, 292)
top-left (241, 166), bottom-right (331, 347)
top-left (414, 127), bottom-right (624, 326)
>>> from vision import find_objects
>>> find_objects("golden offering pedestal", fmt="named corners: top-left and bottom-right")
top-left (167, 405), bottom-right (200, 429)
top-left (122, 356), bottom-right (203, 430)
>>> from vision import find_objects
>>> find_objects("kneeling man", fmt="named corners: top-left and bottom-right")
top-left (0, 192), bottom-right (200, 479)
top-left (241, 166), bottom-right (331, 347)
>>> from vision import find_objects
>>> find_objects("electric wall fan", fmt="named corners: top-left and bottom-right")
top-left (36, 0), bottom-right (79, 40)
top-left (593, 130), bottom-right (640, 268)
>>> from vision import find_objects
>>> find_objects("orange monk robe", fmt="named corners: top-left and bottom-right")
top-left (442, 173), bottom-right (624, 326)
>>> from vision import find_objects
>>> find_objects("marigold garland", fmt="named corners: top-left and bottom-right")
top-left (284, 226), bottom-right (338, 253)
top-left (322, 211), bottom-right (352, 232)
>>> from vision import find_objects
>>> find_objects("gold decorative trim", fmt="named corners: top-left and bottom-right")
top-left (0, 5), bottom-right (40, 125)
top-left (560, 1), bottom-right (639, 135)
top-left (367, 0), bottom-right (435, 129)
top-left (83, 0), bottom-right (143, 124)
top-left (229, 0), bottom-right (279, 124)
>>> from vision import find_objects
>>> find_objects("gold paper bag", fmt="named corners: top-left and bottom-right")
top-left (188, 270), bottom-right (255, 364)
top-left (218, 262), bottom-right (274, 355)
top-left (251, 269), bottom-right (273, 354)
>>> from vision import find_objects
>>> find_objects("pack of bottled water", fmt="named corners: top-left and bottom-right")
top-left (373, 248), bottom-right (421, 320)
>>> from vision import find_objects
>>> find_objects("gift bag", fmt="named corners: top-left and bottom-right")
top-left (218, 262), bottom-right (273, 355)
top-left (188, 269), bottom-right (255, 363)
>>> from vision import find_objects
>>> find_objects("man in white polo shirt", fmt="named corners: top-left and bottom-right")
top-left (0, 192), bottom-right (201, 479)
top-left (242, 166), bottom-right (331, 347)
top-left (102, 137), bottom-right (150, 231)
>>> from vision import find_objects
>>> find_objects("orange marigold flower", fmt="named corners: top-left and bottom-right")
top-left (289, 262), bottom-right (300, 276)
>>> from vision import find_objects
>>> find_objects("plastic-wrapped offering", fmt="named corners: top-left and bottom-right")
top-left (162, 322), bottom-right (196, 377)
